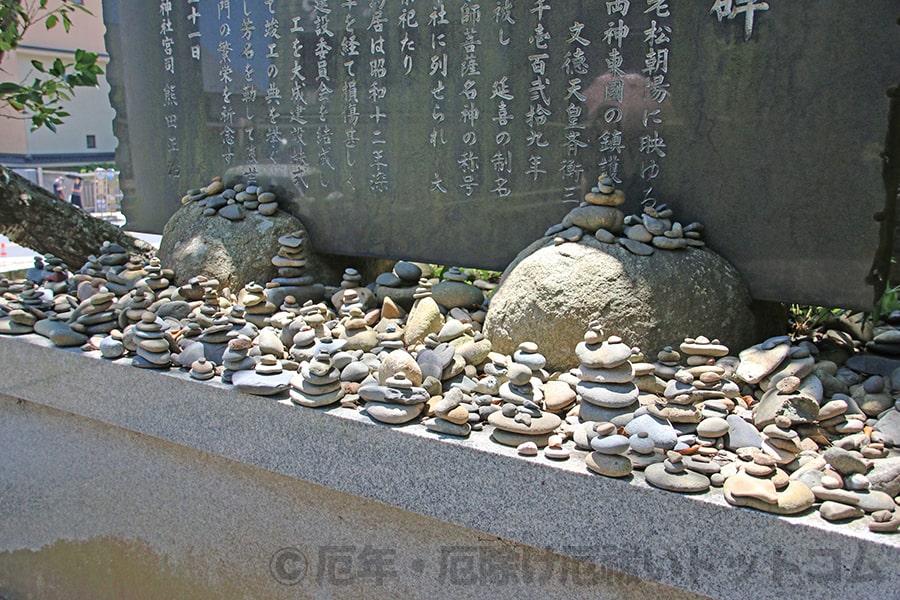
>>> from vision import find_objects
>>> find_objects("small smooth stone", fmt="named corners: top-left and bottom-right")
top-left (444, 405), bottom-right (470, 425)
top-left (625, 223), bottom-right (654, 243)
top-left (258, 202), bottom-right (278, 216)
top-left (644, 462), bottom-right (710, 493)
top-left (696, 417), bottom-right (729, 438)
top-left (544, 446), bottom-right (570, 460)
top-left (852, 490), bottom-right (897, 513)
top-left (811, 486), bottom-right (860, 505)
top-left (99, 336), bottom-right (125, 359)
top-left (744, 462), bottom-right (775, 478)
top-left (820, 475), bottom-right (843, 489)
top-left (736, 338), bottom-right (792, 384)
top-left (629, 431), bottom-right (656, 455)
top-left (517, 441), bottom-right (539, 456)
top-left (684, 456), bottom-right (721, 476)
top-left (594, 422), bottom-right (617, 436)
top-left (585, 452), bottom-right (633, 478)
top-left (578, 362), bottom-right (635, 384)
top-left (490, 428), bottom-right (553, 448)
top-left (423, 418), bottom-right (471, 437)
top-left (577, 381), bottom-right (639, 408)
top-left (819, 501), bottom-right (864, 522)
top-left (289, 387), bottom-right (345, 407)
top-left (823, 447), bottom-right (868, 476)
top-left (364, 401), bottom-right (424, 424)
top-left (542, 380), bottom-right (577, 412)
top-left (818, 398), bottom-right (849, 420)
top-left (594, 228), bottom-right (617, 243)
top-left (218, 203), bottom-right (245, 221)
top-left (140, 338), bottom-right (171, 353)
top-left (727, 471), bottom-right (779, 504)
top-left (618, 237), bottom-right (654, 256)
top-left (724, 478), bottom-right (815, 515)
top-left (231, 369), bottom-right (292, 396)
top-left (590, 434), bottom-right (630, 455)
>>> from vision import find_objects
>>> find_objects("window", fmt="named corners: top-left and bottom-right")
top-left (86, 134), bottom-right (96, 149)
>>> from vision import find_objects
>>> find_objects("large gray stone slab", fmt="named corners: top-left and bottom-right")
top-left (0, 334), bottom-right (897, 600)
top-left (1, 395), bottom-right (698, 599)
top-left (102, 1), bottom-right (896, 309)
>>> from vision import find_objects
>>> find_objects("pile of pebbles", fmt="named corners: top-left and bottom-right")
top-left (546, 174), bottom-right (705, 256)
top-left (1, 215), bottom-right (899, 536)
top-left (180, 177), bottom-right (280, 220)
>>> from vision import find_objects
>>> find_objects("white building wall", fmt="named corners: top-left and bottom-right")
top-left (18, 50), bottom-right (116, 157)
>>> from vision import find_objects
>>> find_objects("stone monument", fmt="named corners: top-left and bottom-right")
top-left (102, 0), bottom-right (897, 309)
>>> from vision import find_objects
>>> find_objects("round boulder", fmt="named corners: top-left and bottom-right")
top-left (159, 202), bottom-right (379, 291)
top-left (483, 236), bottom-right (784, 372)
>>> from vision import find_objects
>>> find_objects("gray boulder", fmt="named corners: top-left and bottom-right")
top-left (159, 202), bottom-right (383, 292)
top-left (483, 236), bottom-right (784, 371)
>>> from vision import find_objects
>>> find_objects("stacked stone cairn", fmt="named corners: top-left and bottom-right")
top-left (232, 353), bottom-right (292, 396)
top-left (70, 288), bottom-right (118, 336)
top-left (331, 268), bottom-right (374, 316)
top-left (645, 450), bottom-right (712, 494)
top-left (806, 446), bottom-right (900, 530)
top-left (265, 231), bottom-right (324, 307)
top-left (544, 174), bottom-right (704, 256)
top-left (375, 260), bottom-right (427, 313)
top-left (220, 334), bottom-right (257, 384)
top-left (181, 178), bottom-right (280, 221)
top-left (131, 311), bottom-right (174, 369)
top-left (39, 254), bottom-right (70, 295)
top-left (585, 422), bottom-right (633, 478)
top-left (239, 282), bottom-right (277, 328)
top-left (488, 357), bottom-right (561, 449)
top-left (424, 387), bottom-right (475, 437)
top-left (723, 452), bottom-right (814, 514)
top-left (546, 174), bottom-right (625, 245)
top-left (867, 310), bottom-right (900, 357)
top-left (289, 354), bottom-right (345, 408)
top-left (360, 367), bottom-right (430, 425)
top-left (574, 324), bottom-right (640, 426)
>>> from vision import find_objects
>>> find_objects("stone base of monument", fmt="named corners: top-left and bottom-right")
top-left (0, 334), bottom-right (896, 600)
top-left (484, 236), bottom-right (787, 371)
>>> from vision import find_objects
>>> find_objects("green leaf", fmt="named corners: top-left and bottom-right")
top-left (45, 14), bottom-right (58, 29)
top-left (0, 82), bottom-right (23, 94)
top-left (30, 59), bottom-right (46, 72)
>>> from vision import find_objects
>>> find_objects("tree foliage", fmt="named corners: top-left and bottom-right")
top-left (0, 0), bottom-right (102, 131)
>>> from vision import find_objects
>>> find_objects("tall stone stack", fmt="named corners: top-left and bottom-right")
top-left (132, 311), bottom-right (173, 369)
top-left (265, 231), bottom-right (325, 306)
top-left (554, 174), bottom-right (626, 242)
top-left (289, 355), bottom-right (345, 408)
top-left (575, 325), bottom-right (640, 426)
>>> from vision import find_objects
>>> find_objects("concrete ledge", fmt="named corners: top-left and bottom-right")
top-left (0, 334), bottom-right (897, 599)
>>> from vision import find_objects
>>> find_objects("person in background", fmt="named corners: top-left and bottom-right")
top-left (52, 177), bottom-right (65, 201)
top-left (70, 176), bottom-right (83, 209)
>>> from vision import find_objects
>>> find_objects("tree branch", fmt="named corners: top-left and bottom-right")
top-left (0, 166), bottom-right (153, 268)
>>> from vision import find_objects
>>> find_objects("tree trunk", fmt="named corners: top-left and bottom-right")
top-left (0, 166), bottom-right (154, 269)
